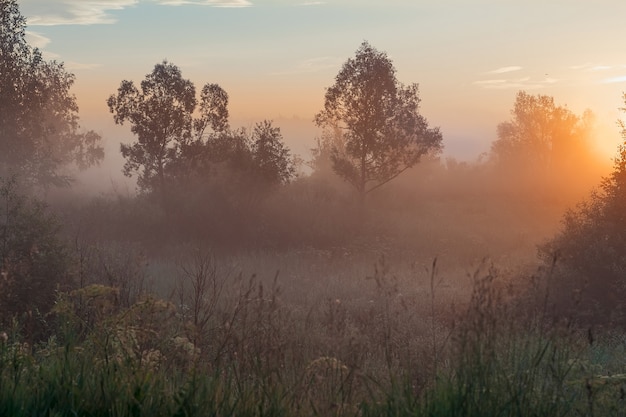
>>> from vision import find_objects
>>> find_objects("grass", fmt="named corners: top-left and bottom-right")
top-left (2, 251), bottom-right (626, 416)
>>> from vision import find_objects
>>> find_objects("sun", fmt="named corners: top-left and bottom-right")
top-left (591, 120), bottom-right (622, 163)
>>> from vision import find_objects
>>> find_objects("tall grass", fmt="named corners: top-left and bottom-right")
top-left (362, 262), bottom-right (626, 417)
top-left (1, 254), bottom-right (626, 416)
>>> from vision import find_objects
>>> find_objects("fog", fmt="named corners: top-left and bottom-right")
top-left (51, 118), bottom-right (612, 282)
top-left (5, 1), bottom-right (626, 410)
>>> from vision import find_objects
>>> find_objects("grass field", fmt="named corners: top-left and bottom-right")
top-left (2, 158), bottom-right (621, 416)
top-left (2, 242), bottom-right (626, 417)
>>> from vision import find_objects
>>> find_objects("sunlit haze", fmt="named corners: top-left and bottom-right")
top-left (19, 0), bottom-right (626, 174)
top-left (8, 2), bottom-right (626, 406)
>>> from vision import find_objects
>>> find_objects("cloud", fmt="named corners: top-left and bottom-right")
top-left (299, 1), bottom-right (325, 5)
top-left (603, 75), bottom-right (626, 84)
top-left (24, 31), bottom-right (51, 49)
top-left (272, 56), bottom-right (342, 75)
top-left (156, 0), bottom-right (251, 6)
top-left (24, 0), bottom-right (250, 26)
top-left (570, 63), bottom-right (615, 72)
top-left (486, 66), bottom-right (522, 74)
top-left (41, 50), bottom-right (61, 60)
top-left (64, 61), bottom-right (103, 71)
top-left (473, 79), bottom-right (507, 86)
top-left (473, 76), bottom-right (557, 90)
top-left (474, 67), bottom-right (558, 90)
top-left (26, 0), bottom-right (138, 26)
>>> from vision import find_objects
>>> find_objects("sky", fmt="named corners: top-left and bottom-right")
top-left (16, 0), bottom-right (626, 183)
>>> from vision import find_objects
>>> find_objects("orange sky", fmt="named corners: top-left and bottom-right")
top-left (19, 0), bottom-right (626, 189)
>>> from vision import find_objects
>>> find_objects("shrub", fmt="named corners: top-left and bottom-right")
top-left (0, 177), bottom-right (72, 341)
top-left (540, 122), bottom-right (626, 326)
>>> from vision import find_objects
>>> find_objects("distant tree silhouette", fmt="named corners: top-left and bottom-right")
top-left (107, 61), bottom-right (196, 201)
top-left (309, 126), bottom-right (347, 181)
top-left (491, 91), bottom-right (592, 178)
top-left (195, 83), bottom-right (230, 135)
top-left (109, 61), bottom-right (296, 212)
top-left (315, 41), bottom-right (442, 201)
top-left (107, 61), bottom-right (229, 204)
top-left (0, 0), bottom-right (103, 189)
top-left (250, 120), bottom-right (295, 185)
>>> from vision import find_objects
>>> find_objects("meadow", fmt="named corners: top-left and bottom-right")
top-left (3, 161), bottom-right (625, 417)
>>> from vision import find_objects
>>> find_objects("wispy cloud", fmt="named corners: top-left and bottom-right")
top-left (41, 50), bottom-right (61, 60)
top-left (25, 0), bottom-right (250, 26)
top-left (156, 0), bottom-right (251, 6)
top-left (486, 66), bottom-right (522, 74)
top-left (24, 31), bottom-right (51, 49)
top-left (569, 63), bottom-right (593, 71)
top-left (272, 56), bottom-right (342, 75)
top-left (33, 49), bottom-right (99, 70)
top-left (570, 63), bottom-right (615, 72)
top-left (64, 61), bottom-right (103, 71)
top-left (26, 0), bottom-right (138, 26)
top-left (474, 76), bottom-right (557, 90)
top-left (568, 63), bottom-right (626, 84)
top-left (603, 75), bottom-right (626, 84)
top-left (475, 66), bottom-right (558, 90)
top-left (299, 1), bottom-right (325, 5)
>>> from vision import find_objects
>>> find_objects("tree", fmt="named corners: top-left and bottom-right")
top-left (490, 91), bottom-right (592, 177)
top-left (108, 62), bottom-right (232, 203)
top-left (0, 176), bottom-right (71, 340)
top-left (108, 62), bottom-right (298, 221)
top-left (0, 0), bottom-right (103, 189)
top-left (539, 95), bottom-right (626, 324)
top-left (250, 120), bottom-right (295, 185)
top-left (175, 121), bottom-right (295, 194)
top-left (309, 126), bottom-right (347, 181)
top-left (107, 61), bottom-right (197, 201)
top-left (195, 83), bottom-right (230, 135)
top-left (314, 41), bottom-right (442, 201)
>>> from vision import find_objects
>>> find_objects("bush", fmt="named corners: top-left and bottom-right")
top-left (0, 177), bottom-right (72, 340)
top-left (540, 126), bottom-right (626, 326)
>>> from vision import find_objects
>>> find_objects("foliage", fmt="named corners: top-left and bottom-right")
top-left (107, 61), bottom-right (198, 198)
top-left (0, 176), bottom-right (71, 339)
top-left (491, 91), bottom-right (593, 179)
top-left (315, 41), bottom-right (443, 199)
top-left (0, 0), bottom-right (103, 189)
top-left (309, 125), bottom-right (347, 181)
top-left (195, 83), bottom-right (230, 135)
top-left (540, 103), bottom-right (626, 324)
top-left (109, 61), bottom-right (295, 212)
top-left (2, 259), bottom-right (626, 416)
top-left (362, 266), bottom-right (597, 417)
top-left (250, 120), bottom-right (296, 186)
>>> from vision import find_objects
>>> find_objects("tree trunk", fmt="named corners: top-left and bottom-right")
top-left (157, 160), bottom-right (169, 215)
top-left (359, 147), bottom-right (367, 206)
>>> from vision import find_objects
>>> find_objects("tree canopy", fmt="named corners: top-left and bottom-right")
top-left (250, 120), bottom-right (296, 186)
top-left (0, 0), bottom-right (103, 189)
top-left (539, 94), bottom-right (626, 323)
top-left (0, 176), bottom-right (71, 336)
top-left (315, 41), bottom-right (442, 200)
top-left (107, 61), bottom-right (198, 198)
top-left (108, 61), bottom-right (295, 205)
top-left (490, 91), bottom-right (593, 178)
